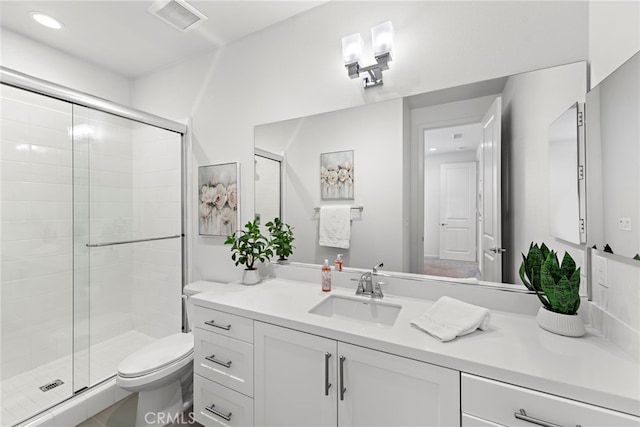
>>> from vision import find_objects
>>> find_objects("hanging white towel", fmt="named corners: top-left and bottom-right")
top-left (410, 296), bottom-right (491, 342)
top-left (319, 206), bottom-right (351, 249)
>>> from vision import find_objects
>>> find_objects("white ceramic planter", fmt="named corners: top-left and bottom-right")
top-left (241, 268), bottom-right (260, 285)
top-left (536, 306), bottom-right (585, 337)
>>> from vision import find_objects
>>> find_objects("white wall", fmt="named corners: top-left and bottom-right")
top-left (590, 251), bottom-right (640, 357)
top-left (131, 1), bottom-right (589, 283)
top-left (1, 29), bottom-right (131, 105)
top-left (501, 61), bottom-right (587, 287)
top-left (588, 1), bottom-right (640, 89)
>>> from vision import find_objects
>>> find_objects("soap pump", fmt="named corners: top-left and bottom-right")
top-left (322, 259), bottom-right (332, 292)
top-left (335, 254), bottom-right (343, 272)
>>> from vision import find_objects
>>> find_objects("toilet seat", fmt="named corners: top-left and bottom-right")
top-left (118, 332), bottom-right (194, 378)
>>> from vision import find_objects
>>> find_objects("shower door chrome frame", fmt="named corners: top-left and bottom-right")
top-left (1, 66), bottom-right (189, 393)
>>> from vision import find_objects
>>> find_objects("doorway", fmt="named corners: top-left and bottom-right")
top-left (424, 124), bottom-right (481, 278)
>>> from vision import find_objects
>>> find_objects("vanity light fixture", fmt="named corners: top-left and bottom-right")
top-left (342, 21), bottom-right (394, 88)
top-left (30, 11), bottom-right (63, 29)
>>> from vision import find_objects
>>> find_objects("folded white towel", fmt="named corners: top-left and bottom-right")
top-left (319, 206), bottom-right (351, 249)
top-left (410, 296), bottom-right (490, 342)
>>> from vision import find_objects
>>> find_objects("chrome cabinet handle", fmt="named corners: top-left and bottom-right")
top-left (204, 320), bottom-right (231, 330)
top-left (514, 409), bottom-right (581, 427)
top-left (205, 404), bottom-right (232, 421)
top-left (324, 352), bottom-right (332, 396)
top-left (339, 355), bottom-right (346, 401)
top-left (205, 354), bottom-right (232, 368)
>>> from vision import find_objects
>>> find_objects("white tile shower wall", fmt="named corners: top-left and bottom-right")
top-left (131, 126), bottom-right (182, 338)
top-left (84, 109), bottom-right (136, 349)
top-left (1, 85), bottom-right (74, 380)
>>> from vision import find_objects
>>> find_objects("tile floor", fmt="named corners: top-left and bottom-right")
top-left (1, 330), bottom-right (155, 426)
top-left (77, 394), bottom-right (202, 427)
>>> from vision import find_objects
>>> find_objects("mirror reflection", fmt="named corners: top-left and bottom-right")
top-left (548, 102), bottom-right (586, 245)
top-left (255, 61), bottom-right (589, 289)
top-left (586, 51), bottom-right (640, 260)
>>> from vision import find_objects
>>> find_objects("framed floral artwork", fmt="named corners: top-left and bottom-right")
top-left (198, 162), bottom-right (240, 236)
top-left (320, 150), bottom-right (354, 200)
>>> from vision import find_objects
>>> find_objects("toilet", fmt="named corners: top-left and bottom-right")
top-left (116, 281), bottom-right (222, 427)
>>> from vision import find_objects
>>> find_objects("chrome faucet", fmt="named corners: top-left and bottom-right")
top-left (356, 262), bottom-right (385, 298)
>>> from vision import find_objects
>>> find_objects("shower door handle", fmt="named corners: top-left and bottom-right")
top-left (86, 234), bottom-right (181, 247)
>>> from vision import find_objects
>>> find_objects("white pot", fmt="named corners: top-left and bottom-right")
top-left (536, 306), bottom-right (585, 337)
top-left (241, 268), bottom-right (260, 285)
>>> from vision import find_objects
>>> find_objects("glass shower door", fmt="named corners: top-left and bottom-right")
top-left (78, 107), bottom-right (183, 387)
top-left (1, 85), bottom-right (75, 425)
top-left (1, 78), bottom-right (184, 426)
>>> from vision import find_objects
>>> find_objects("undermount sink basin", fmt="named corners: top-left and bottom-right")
top-left (308, 294), bottom-right (402, 326)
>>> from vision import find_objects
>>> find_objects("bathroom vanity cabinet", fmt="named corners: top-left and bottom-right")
top-left (189, 279), bottom-right (640, 427)
top-left (254, 321), bottom-right (460, 426)
top-left (192, 307), bottom-right (255, 427)
top-left (461, 374), bottom-right (640, 426)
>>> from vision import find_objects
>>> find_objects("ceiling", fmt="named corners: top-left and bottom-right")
top-left (424, 123), bottom-right (482, 156)
top-left (0, 0), bottom-right (327, 79)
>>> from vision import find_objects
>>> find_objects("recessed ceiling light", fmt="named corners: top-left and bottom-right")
top-left (30, 12), bottom-right (64, 30)
top-left (429, 148), bottom-right (438, 152)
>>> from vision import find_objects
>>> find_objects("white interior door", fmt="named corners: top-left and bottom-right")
top-left (480, 97), bottom-right (503, 282)
top-left (439, 162), bottom-right (477, 261)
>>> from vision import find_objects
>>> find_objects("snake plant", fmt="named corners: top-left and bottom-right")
top-left (519, 242), bottom-right (581, 315)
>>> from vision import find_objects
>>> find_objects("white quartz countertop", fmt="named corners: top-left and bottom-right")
top-left (190, 278), bottom-right (640, 416)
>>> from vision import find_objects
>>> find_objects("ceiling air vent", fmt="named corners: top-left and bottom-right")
top-left (148, 0), bottom-right (208, 32)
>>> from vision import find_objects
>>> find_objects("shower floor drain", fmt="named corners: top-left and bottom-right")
top-left (40, 379), bottom-right (64, 392)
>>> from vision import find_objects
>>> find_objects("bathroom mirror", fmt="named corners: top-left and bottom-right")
top-left (548, 102), bottom-right (586, 245)
top-left (255, 61), bottom-right (589, 289)
top-left (586, 51), bottom-right (640, 261)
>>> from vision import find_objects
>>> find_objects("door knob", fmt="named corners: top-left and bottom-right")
top-left (489, 247), bottom-right (506, 253)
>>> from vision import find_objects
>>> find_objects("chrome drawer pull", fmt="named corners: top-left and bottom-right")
top-left (205, 354), bottom-right (232, 368)
top-left (339, 355), bottom-right (346, 401)
top-left (204, 320), bottom-right (231, 330)
top-left (205, 404), bottom-right (232, 421)
top-left (514, 409), bottom-right (581, 427)
top-left (324, 352), bottom-right (332, 396)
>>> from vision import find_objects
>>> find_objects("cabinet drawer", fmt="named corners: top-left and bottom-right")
top-left (462, 373), bottom-right (640, 427)
top-left (193, 305), bottom-right (253, 343)
top-left (194, 375), bottom-right (254, 427)
top-left (195, 328), bottom-right (254, 397)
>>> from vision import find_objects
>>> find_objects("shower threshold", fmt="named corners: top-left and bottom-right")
top-left (1, 330), bottom-right (155, 426)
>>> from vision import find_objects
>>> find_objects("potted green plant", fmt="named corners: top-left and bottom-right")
top-left (224, 218), bottom-right (273, 285)
top-left (265, 217), bottom-right (295, 263)
top-left (519, 242), bottom-right (585, 337)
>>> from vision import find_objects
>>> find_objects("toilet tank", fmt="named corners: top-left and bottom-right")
top-left (183, 281), bottom-right (225, 332)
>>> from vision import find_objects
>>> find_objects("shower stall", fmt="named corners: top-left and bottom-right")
top-left (1, 68), bottom-right (186, 426)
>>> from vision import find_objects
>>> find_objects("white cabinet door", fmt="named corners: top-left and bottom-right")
top-left (254, 322), bottom-right (337, 427)
top-left (337, 342), bottom-right (460, 427)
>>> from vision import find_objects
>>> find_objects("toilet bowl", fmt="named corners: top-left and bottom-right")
top-left (116, 281), bottom-right (223, 427)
